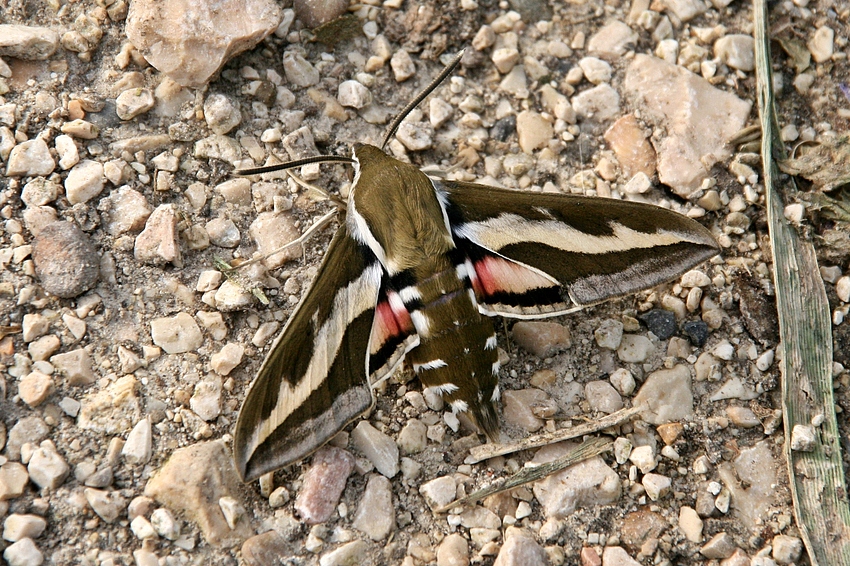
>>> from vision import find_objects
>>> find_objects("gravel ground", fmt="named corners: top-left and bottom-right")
top-left (1, 0), bottom-right (849, 565)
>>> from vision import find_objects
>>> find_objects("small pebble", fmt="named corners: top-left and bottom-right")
top-left (642, 473), bottom-right (672, 500)
top-left (134, 204), bottom-right (181, 266)
top-left (419, 476), bottom-right (456, 509)
top-left (516, 111), bottom-right (553, 153)
top-left (579, 56), bottom-right (612, 84)
top-left (790, 424), bottom-right (816, 452)
top-left (116, 88), bottom-right (155, 120)
top-left (27, 441), bottom-right (69, 489)
top-left (3, 538), bottom-right (44, 566)
top-left (210, 343), bottom-right (244, 375)
top-left (390, 49), bottom-right (416, 82)
top-left (617, 334), bottom-right (654, 363)
top-left (700, 532), bottom-right (737, 559)
top-left (511, 321), bottom-right (571, 357)
top-left (772, 534), bottom-right (803, 564)
top-left (714, 34), bottom-right (755, 71)
top-left (150, 312), bottom-right (203, 354)
top-left (123, 417), bottom-right (152, 465)
top-left (190, 376), bottom-right (222, 421)
top-left (808, 26), bottom-right (834, 63)
top-left (337, 80), bottom-right (372, 109)
top-left (682, 321), bottom-right (709, 347)
top-left (351, 421), bottom-right (399, 478)
top-left (65, 159), bottom-right (105, 204)
top-left (318, 540), bottom-right (367, 566)
top-left (2, 513), bottom-right (47, 541)
top-left (351, 474), bottom-right (395, 541)
top-left (639, 309), bottom-right (676, 340)
top-left (204, 93), bottom-right (241, 135)
top-left (6, 138), bottom-right (55, 176)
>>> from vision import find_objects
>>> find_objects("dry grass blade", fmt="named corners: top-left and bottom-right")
top-left (755, 0), bottom-right (850, 563)
top-left (467, 405), bottom-right (642, 463)
top-left (436, 436), bottom-right (612, 513)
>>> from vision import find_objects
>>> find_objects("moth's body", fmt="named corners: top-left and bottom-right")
top-left (233, 142), bottom-right (719, 482)
top-left (349, 144), bottom-right (500, 436)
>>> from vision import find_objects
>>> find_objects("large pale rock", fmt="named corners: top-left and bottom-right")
top-left (632, 364), bottom-right (693, 424)
top-left (531, 441), bottom-right (621, 518)
top-left (126, 0), bottom-right (282, 87)
top-left (145, 439), bottom-right (252, 547)
top-left (623, 54), bottom-right (751, 197)
top-left (0, 25), bottom-right (59, 60)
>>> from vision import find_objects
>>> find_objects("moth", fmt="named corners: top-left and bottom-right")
top-left (232, 52), bottom-right (719, 482)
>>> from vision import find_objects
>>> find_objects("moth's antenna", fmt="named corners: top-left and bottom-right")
top-left (381, 49), bottom-right (465, 150)
top-left (234, 154), bottom-right (355, 176)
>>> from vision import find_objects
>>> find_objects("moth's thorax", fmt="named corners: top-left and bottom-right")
top-left (348, 144), bottom-right (454, 274)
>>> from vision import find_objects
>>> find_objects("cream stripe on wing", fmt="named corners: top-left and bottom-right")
top-left (455, 214), bottom-right (699, 254)
top-left (248, 263), bottom-right (383, 454)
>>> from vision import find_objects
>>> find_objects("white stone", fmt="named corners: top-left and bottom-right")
top-left (629, 445), bottom-right (657, 473)
top-left (116, 88), bottom-right (155, 120)
top-left (808, 26), bottom-right (834, 63)
top-left (351, 475), bottom-right (394, 541)
top-left (210, 343), bottom-right (244, 376)
top-left (190, 375), bottom-right (223, 421)
top-left (337, 80), bottom-right (372, 109)
top-left (3, 538), bottom-right (43, 566)
top-left (123, 417), bottom-right (152, 465)
top-left (6, 138), bottom-right (55, 176)
top-left (516, 111), bottom-right (553, 153)
top-left (319, 540), bottom-right (368, 566)
top-left (150, 313), bottom-right (202, 354)
top-left (642, 473), bottom-right (672, 500)
top-left (2, 514), bottom-right (47, 542)
top-left (390, 49), bottom-right (415, 82)
top-left (756, 349), bottom-right (775, 372)
top-left (204, 93), bottom-right (241, 135)
top-left (712, 340), bottom-right (735, 361)
top-left (429, 98), bottom-right (453, 128)
top-left (150, 508), bottom-right (181, 540)
top-left (587, 20), bottom-right (638, 55)
top-left (419, 476), bottom-right (456, 509)
top-left (351, 421), bottom-right (398, 478)
top-left (396, 122), bottom-right (433, 151)
top-left (610, 368), bottom-right (636, 396)
top-left (678, 506), bottom-right (703, 542)
top-left (27, 441), bottom-right (70, 489)
top-left (633, 364), bottom-right (694, 424)
top-left (623, 171), bottom-right (652, 194)
top-left (65, 160), bottom-right (105, 204)
top-left (572, 83), bottom-right (620, 122)
top-left (55, 134), bottom-right (80, 169)
top-left (836, 276), bottom-right (850, 303)
top-left (218, 496), bottom-right (245, 530)
top-left (131, 515), bottom-right (158, 539)
top-left (681, 269), bottom-right (711, 287)
top-left (714, 34), bottom-right (755, 72)
top-left (790, 424), bottom-right (816, 452)
top-left (617, 335), bottom-right (654, 363)
top-left (579, 56), bottom-right (612, 84)
top-left (594, 319), bottom-right (624, 349)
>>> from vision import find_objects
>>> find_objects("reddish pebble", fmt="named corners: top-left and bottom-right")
top-left (294, 446), bottom-right (355, 524)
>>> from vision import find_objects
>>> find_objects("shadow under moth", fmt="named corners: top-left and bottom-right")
top-left (232, 51), bottom-right (719, 482)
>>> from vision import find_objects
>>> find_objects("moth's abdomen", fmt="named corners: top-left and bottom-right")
top-left (403, 258), bottom-right (500, 439)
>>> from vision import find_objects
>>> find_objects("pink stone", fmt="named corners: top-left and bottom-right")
top-left (294, 446), bottom-right (355, 524)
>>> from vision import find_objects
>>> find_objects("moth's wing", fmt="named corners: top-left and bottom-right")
top-left (368, 279), bottom-right (420, 384)
top-left (439, 179), bottom-right (719, 318)
top-left (234, 228), bottom-right (384, 482)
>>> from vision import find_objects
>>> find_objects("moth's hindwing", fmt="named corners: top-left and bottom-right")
top-left (234, 228), bottom-right (386, 482)
top-left (439, 179), bottom-right (720, 317)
